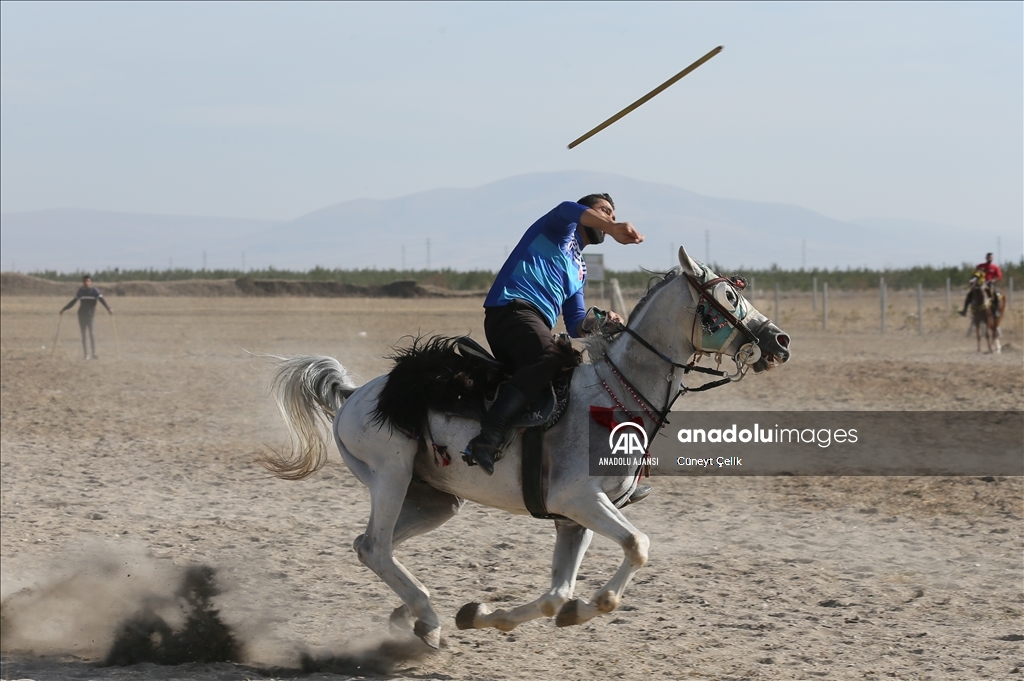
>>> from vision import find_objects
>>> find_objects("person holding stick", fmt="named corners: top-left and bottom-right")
top-left (60, 275), bottom-right (113, 359)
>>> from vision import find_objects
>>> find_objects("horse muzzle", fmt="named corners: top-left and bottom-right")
top-left (750, 321), bottom-right (791, 373)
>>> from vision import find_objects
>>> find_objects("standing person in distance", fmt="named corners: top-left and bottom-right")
top-left (60, 275), bottom-right (113, 360)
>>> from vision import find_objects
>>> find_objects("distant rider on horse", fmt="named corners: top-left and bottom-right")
top-left (464, 194), bottom-right (644, 475)
top-left (960, 252), bottom-right (1003, 317)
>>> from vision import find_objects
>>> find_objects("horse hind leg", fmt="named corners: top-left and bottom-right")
top-left (393, 479), bottom-right (465, 547)
top-left (456, 519), bottom-right (593, 633)
top-left (553, 493), bottom-right (649, 628)
top-left (385, 479), bottom-right (465, 636)
top-left (335, 413), bottom-right (443, 648)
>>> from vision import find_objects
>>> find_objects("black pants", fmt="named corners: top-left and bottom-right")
top-left (484, 300), bottom-right (566, 404)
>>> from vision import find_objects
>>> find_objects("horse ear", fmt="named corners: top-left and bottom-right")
top-left (678, 245), bottom-right (699, 275)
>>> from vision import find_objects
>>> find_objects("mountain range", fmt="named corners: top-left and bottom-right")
top-left (0, 170), bottom-right (1006, 274)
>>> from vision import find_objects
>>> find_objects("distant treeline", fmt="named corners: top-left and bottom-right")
top-left (29, 266), bottom-right (497, 290)
top-left (28, 260), bottom-right (1024, 292)
top-left (612, 260), bottom-right (1024, 292)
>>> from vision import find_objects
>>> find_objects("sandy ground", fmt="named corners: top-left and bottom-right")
top-left (1, 292), bottom-right (1022, 681)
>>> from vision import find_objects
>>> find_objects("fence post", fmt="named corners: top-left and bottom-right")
top-left (813, 276), bottom-right (818, 313)
top-left (774, 283), bottom-right (780, 320)
top-left (880, 277), bottom-right (886, 333)
top-left (750, 276), bottom-right (756, 302)
top-left (823, 282), bottom-right (829, 331)
top-left (918, 283), bottom-right (924, 334)
top-left (945, 277), bottom-right (951, 310)
top-left (610, 278), bottom-right (627, 318)
top-left (1010, 277), bottom-right (1015, 308)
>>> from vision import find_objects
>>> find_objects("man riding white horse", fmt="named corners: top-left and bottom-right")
top-left (464, 194), bottom-right (644, 475)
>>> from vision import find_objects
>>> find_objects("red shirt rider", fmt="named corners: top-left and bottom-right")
top-left (961, 253), bottom-right (1002, 316)
top-left (976, 253), bottom-right (1003, 283)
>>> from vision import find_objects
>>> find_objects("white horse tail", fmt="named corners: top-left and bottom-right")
top-left (260, 354), bottom-right (358, 480)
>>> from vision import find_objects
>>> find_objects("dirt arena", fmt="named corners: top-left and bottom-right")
top-left (2, 289), bottom-right (1022, 680)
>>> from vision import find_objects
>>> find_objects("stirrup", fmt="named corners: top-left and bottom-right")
top-left (463, 440), bottom-right (501, 475)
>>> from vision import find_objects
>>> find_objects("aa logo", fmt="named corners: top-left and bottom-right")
top-left (608, 421), bottom-right (649, 456)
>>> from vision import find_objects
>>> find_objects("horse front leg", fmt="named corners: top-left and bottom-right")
top-left (456, 519), bottom-right (593, 632)
top-left (552, 493), bottom-right (649, 628)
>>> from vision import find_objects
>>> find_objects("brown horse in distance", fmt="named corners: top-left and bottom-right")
top-left (967, 272), bottom-right (1005, 353)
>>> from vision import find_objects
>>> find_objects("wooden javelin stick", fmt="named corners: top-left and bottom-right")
top-left (110, 313), bottom-right (120, 360)
top-left (567, 45), bottom-right (723, 149)
top-left (50, 315), bottom-right (63, 357)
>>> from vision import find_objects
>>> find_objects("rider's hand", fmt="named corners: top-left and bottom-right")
top-left (606, 311), bottom-right (626, 331)
top-left (610, 222), bottom-right (644, 245)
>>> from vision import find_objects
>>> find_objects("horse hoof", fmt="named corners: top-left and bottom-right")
top-left (352, 534), bottom-right (368, 562)
top-left (555, 599), bottom-right (582, 627)
top-left (455, 602), bottom-right (482, 630)
top-left (413, 619), bottom-right (441, 649)
top-left (389, 604), bottom-right (415, 635)
top-left (595, 590), bottom-right (620, 613)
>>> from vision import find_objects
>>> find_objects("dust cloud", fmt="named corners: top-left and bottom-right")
top-left (1, 541), bottom-right (433, 675)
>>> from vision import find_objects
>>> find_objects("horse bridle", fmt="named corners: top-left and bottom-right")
top-left (594, 269), bottom-right (770, 494)
top-left (598, 270), bottom-right (762, 433)
top-left (602, 330), bottom-right (727, 430)
top-left (598, 320), bottom-right (735, 496)
top-left (682, 271), bottom-right (764, 352)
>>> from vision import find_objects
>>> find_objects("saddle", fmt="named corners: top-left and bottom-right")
top-left (439, 337), bottom-right (573, 429)
top-left (371, 335), bottom-right (577, 438)
top-left (972, 287), bottom-right (1002, 317)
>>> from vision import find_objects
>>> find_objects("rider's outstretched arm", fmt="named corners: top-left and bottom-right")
top-left (578, 209), bottom-right (644, 245)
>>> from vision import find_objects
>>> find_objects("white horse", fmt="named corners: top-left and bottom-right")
top-left (261, 246), bottom-right (791, 648)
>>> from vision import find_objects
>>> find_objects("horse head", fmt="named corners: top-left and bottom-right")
top-left (675, 245), bottom-right (791, 374)
top-left (612, 246), bottom-right (790, 384)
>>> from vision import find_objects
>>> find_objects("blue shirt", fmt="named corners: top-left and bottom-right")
top-left (484, 201), bottom-right (589, 337)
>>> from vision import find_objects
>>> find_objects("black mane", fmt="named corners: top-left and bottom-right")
top-left (371, 336), bottom-right (500, 436)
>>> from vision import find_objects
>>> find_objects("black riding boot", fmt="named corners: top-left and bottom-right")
top-left (464, 384), bottom-right (528, 475)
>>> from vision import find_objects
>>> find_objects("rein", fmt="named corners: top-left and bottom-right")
top-left (603, 269), bottom-right (758, 427)
top-left (599, 336), bottom-right (729, 492)
top-left (602, 324), bottom-right (732, 434)
top-left (593, 270), bottom-right (758, 489)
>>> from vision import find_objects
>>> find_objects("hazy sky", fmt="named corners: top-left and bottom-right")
top-left (2, 2), bottom-right (1021, 240)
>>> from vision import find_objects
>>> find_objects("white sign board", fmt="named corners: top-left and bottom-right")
top-left (583, 253), bottom-right (605, 282)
